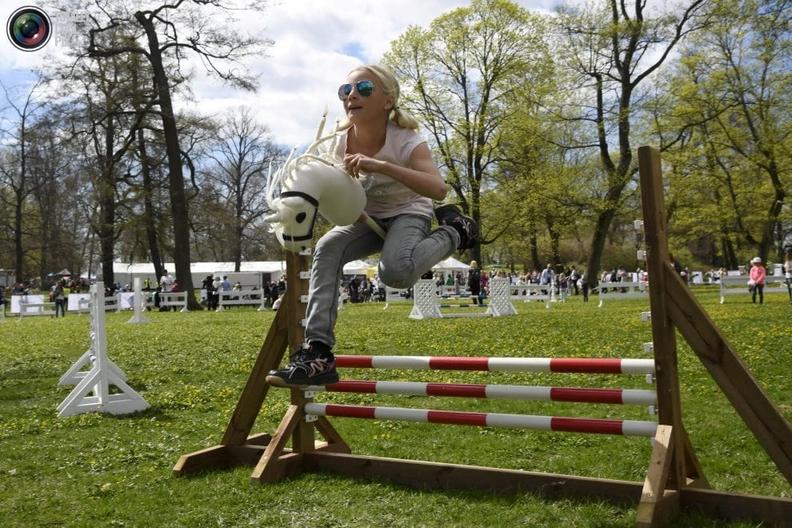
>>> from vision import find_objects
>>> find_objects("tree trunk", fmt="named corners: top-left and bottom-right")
top-left (14, 197), bottom-right (24, 283)
top-left (586, 206), bottom-right (618, 287)
top-left (99, 114), bottom-right (116, 287)
top-left (721, 231), bottom-right (738, 269)
top-left (138, 128), bottom-right (165, 282)
top-left (469, 185), bottom-right (481, 264)
top-left (137, 12), bottom-right (199, 309)
top-left (234, 190), bottom-right (243, 271)
top-left (14, 118), bottom-right (27, 282)
top-left (546, 214), bottom-right (560, 266)
top-left (529, 222), bottom-right (540, 271)
top-left (758, 160), bottom-right (786, 263)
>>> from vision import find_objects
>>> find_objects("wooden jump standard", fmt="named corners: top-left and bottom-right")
top-left (174, 147), bottom-right (792, 527)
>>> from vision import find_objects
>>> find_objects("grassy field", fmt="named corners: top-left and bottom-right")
top-left (0, 288), bottom-right (790, 527)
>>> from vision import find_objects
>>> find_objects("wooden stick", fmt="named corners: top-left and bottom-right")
top-left (636, 425), bottom-right (678, 527)
top-left (638, 145), bottom-right (691, 488)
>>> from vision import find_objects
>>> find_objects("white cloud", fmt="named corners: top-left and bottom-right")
top-left (1, 0), bottom-right (559, 146)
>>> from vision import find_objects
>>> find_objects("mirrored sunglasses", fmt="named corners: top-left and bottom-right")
top-left (338, 79), bottom-right (375, 100)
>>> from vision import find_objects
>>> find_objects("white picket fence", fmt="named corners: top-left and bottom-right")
top-left (216, 289), bottom-right (267, 311)
top-left (160, 291), bottom-right (188, 312)
top-left (510, 283), bottom-right (554, 309)
top-left (595, 281), bottom-right (649, 308)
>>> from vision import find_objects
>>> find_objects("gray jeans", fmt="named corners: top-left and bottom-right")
top-left (305, 214), bottom-right (458, 348)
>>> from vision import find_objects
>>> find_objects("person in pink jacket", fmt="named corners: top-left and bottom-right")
top-left (749, 257), bottom-right (766, 304)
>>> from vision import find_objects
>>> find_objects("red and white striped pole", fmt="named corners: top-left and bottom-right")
top-left (334, 355), bottom-right (655, 375)
top-left (304, 380), bottom-right (657, 405)
top-left (304, 403), bottom-right (657, 437)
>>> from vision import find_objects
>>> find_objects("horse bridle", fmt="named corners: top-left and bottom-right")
top-left (279, 191), bottom-right (319, 242)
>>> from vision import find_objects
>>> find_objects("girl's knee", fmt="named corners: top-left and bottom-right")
top-left (378, 260), bottom-right (418, 289)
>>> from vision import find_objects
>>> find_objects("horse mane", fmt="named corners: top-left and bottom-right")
top-left (266, 112), bottom-right (342, 208)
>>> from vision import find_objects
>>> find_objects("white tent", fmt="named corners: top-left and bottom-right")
top-left (432, 256), bottom-right (471, 272)
top-left (108, 261), bottom-right (286, 289)
top-left (343, 260), bottom-right (371, 275)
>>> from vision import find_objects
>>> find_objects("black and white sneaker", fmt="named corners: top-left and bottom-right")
top-left (435, 204), bottom-right (479, 250)
top-left (266, 344), bottom-right (339, 387)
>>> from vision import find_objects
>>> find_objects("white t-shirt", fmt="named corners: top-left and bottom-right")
top-left (336, 121), bottom-right (434, 219)
top-left (160, 274), bottom-right (174, 292)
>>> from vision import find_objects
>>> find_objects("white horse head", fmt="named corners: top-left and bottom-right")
top-left (266, 113), bottom-right (368, 252)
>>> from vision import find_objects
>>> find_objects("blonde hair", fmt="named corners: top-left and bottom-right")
top-left (337, 64), bottom-right (420, 131)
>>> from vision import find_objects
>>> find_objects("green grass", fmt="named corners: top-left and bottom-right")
top-left (1, 289), bottom-right (790, 527)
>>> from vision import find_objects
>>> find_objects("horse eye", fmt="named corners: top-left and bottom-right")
top-left (296, 212), bottom-right (307, 223)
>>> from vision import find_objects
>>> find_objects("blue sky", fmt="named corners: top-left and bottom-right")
top-left (1, 0), bottom-right (559, 146)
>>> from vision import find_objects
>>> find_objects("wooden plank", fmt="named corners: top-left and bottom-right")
top-left (315, 416), bottom-right (351, 454)
top-left (681, 430), bottom-right (709, 489)
top-left (637, 145), bottom-right (689, 488)
top-left (173, 444), bottom-right (232, 476)
top-left (251, 404), bottom-right (304, 483)
top-left (173, 433), bottom-right (275, 475)
top-left (679, 487), bottom-right (792, 525)
top-left (285, 251), bottom-right (317, 453)
top-left (664, 267), bottom-right (792, 485)
top-left (221, 306), bottom-right (290, 445)
top-left (636, 425), bottom-right (676, 527)
top-left (303, 452), bottom-right (792, 525)
top-left (304, 451), bottom-right (643, 503)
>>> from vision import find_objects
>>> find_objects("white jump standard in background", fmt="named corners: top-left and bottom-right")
top-left (57, 282), bottom-right (149, 417)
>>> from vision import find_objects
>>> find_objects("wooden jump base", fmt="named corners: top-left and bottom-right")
top-left (174, 147), bottom-right (792, 527)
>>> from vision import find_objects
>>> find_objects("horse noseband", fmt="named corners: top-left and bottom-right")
top-left (280, 191), bottom-right (319, 242)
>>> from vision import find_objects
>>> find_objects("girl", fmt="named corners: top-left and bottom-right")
top-left (749, 257), bottom-right (766, 304)
top-left (268, 64), bottom-right (476, 387)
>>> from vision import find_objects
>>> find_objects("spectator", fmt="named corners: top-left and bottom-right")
top-left (569, 266), bottom-right (580, 295)
top-left (52, 280), bottom-right (66, 317)
top-left (202, 274), bottom-right (215, 310)
top-left (159, 269), bottom-right (174, 293)
top-left (468, 260), bottom-right (482, 305)
top-left (784, 250), bottom-right (792, 304)
top-left (212, 276), bottom-right (222, 309)
top-left (540, 264), bottom-right (554, 295)
top-left (748, 257), bottom-right (766, 305)
top-left (480, 270), bottom-right (490, 301)
top-left (581, 272), bottom-right (590, 303)
top-left (222, 276), bottom-right (232, 291)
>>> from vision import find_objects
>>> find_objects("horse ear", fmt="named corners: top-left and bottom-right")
top-left (264, 210), bottom-right (283, 223)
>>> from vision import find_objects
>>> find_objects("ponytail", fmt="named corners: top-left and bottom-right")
top-left (390, 106), bottom-right (420, 131)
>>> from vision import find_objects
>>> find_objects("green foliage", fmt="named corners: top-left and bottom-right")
top-left (0, 292), bottom-right (790, 527)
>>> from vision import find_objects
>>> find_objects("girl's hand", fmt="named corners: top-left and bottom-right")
top-left (344, 153), bottom-right (384, 177)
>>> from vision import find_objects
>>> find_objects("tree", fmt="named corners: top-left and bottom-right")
top-left (384, 0), bottom-right (551, 263)
top-left (86, 0), bottom-right (267, 308)
top-left (0, 77), bottom-right (48, 283)
top-left (204, 108), bottom-right (284, 270)
top-left (654, 0), bottom-right (791, 264)
top-left (553, 0), bottom-right (707, 283)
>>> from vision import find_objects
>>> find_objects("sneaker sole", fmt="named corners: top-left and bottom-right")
top-left (265, 375), bottom-right (302, 388)
top-left (265, 372), bottom-right (339, 388)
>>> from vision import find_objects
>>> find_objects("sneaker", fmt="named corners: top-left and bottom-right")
top-left (435, 204), bottom-right (478, 250)
top-left (266, 344), bottom-right (338, 387)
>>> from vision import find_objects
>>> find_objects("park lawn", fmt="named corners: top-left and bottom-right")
top-left (0, 289), bottom-right (789, 527)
